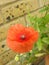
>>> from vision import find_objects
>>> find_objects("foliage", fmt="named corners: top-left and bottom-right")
top-left (15, 4), bottom-right (49, 65)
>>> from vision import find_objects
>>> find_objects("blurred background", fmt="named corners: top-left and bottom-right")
top-left (0, 0), bottom-right (49, 65)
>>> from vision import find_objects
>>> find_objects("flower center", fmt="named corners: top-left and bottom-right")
top-left (20, 35), bottom-right (26, 40)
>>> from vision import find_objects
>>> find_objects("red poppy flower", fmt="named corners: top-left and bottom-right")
top-left (7, 24), bottom-right (39, 53)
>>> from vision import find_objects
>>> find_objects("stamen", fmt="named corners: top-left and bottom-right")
top-left (20, 35), bottom-right (26, 40)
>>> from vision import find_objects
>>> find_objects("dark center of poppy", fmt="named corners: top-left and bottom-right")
top-left (20, 35), bottom-right (26, 40)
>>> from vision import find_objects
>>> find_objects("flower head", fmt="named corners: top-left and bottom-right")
top-left (7, 24), bottom-right (39, 53)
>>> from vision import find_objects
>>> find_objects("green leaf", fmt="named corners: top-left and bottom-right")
top-left (38, 14), bottom-right (49, 33)
top-left (39, 7), bottom-right (46, 13)
top-left (37, 38), bottom-right (43, 51)
top-left (42, 37), bottom-right (49, 44)
top-left (39, 25), bottom-right (46, 33)
top-left (39, 5), bottom-right (49, 13)
top-left (35, 53), bottom-right (46, 57)
top-left (28, 15), bottom-right (36, 22)
top-left (41, 33), bottom-right (48, 39)
top-left (44, 14), bottom-right (49, 24)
